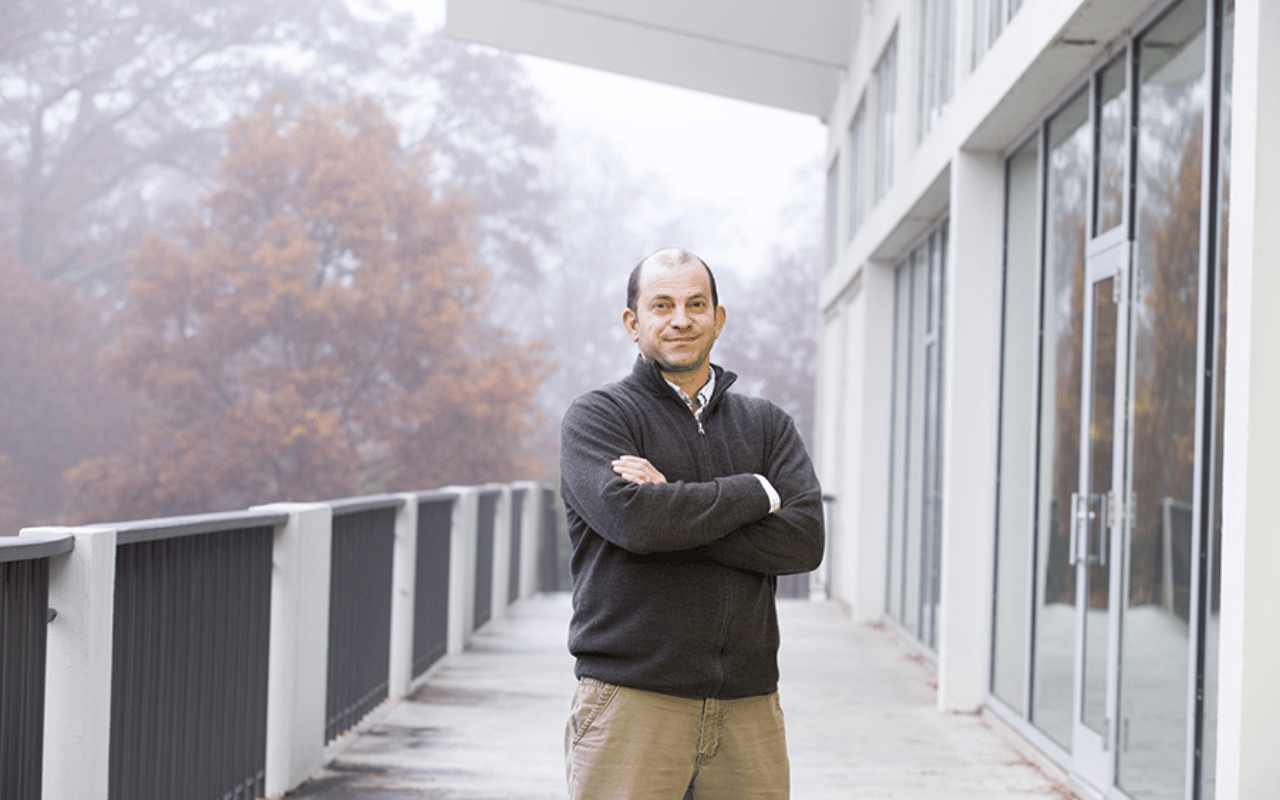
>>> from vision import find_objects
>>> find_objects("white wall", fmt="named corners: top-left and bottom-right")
top-left (1216, 0), bottom-right (1280, 796)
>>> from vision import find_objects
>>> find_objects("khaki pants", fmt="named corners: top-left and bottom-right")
top-left (565, 678), bottom-right (789, 800)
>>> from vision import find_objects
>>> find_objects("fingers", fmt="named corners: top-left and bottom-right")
top-left (611, 455), bottom-right (667, 485)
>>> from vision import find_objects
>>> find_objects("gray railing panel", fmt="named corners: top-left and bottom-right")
top-left (1, 554), bottom-right (51, 800)
top-left (108, 523), bottom-right (273, 800)
top-left (325, 505), bottom-right (396, 744)
top-left (473, 489), bottom-right (499, 629)
top-left (508, 488), bottom-right (527, 604)
top-left (412, 494), bottom-right (456, 678)
top-left (540, 486), bottom-right (568, 592)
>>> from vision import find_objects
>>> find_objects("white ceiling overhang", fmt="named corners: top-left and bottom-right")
top-left (445, 0), bottom-right (849, 116)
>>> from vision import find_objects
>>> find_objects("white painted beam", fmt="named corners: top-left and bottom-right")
top-left (1216, 0), bottom-right (1280, 796)
top-left (935, 150), bottom-right (1004, 712)
top-left (445, 0), bottom-right (843, 115)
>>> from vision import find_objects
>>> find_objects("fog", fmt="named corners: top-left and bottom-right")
top-left (0, 0), bottom-right (823, 533)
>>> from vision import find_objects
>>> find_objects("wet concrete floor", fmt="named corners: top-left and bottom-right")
top-left (286, 593), bottom-right (1080, 799)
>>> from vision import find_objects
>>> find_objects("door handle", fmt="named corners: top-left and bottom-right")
top-left (1069, 492), bottom-right (1081, 566)
top-left (1091, 492), bottom-right (1108, 567)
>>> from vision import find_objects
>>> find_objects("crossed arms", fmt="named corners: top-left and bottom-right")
top-left (560, 395), bottom-right (825, 576)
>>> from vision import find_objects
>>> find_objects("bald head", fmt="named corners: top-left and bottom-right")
top-left (627, 248), bottom-right (718, 312)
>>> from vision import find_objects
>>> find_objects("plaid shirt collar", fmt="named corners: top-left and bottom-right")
top-left (665, 369), bottom-right (716, 420)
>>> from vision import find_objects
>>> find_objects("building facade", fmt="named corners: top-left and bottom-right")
top-left (448, 2), bottom-right (1278, 798)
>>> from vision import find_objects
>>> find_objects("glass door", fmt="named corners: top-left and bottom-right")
top-left (1070, 235), bottom-right (1128, 790)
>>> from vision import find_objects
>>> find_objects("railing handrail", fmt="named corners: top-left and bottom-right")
top-left (1, 531), bottom-right (74, 563)
top-left (14, 480), bottom-right (563, 800)
top-left (413, 489), bottom-right (462, 505)
top-left (329, 493), bottom-right (406, 516)
top-left (106, 510), bottom-right (291, 545)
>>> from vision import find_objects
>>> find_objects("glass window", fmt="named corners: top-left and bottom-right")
top-left (885, 223), bottom-right (947, 648)
top-left (887, 266), bottom-right (911, 623)
top-left (875, 35), bottom-right (898, 202)
top-left (1031, 88), bottom-right (1089, 751)
top-left (825, 156), bottom-right (839, 271)
top-left (1094, 55), bottom-right (1128, 235)
top-left (849, 102), bottom-right (868, 239)
top-left (918, 0), bottom-right (953, 140)
top-left (1118, 0), bottom-right (1206, 795)
top-left (972, 0), bottom-right (1025, 68)
top-left (991, 133), bottom-right (1039, 714)
top-left (1202, 9), bottom-right (1233, 798)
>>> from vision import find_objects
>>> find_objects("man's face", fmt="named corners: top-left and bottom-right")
top-left (622, 259), bottom-right (727, 378)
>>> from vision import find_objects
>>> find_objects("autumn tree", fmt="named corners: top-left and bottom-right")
top-left (0, 0), bottom-right (416, 285)
top-left (0, 246), bottom-right (137, 533)
top-left (66, 99), bottom-right (543, 521)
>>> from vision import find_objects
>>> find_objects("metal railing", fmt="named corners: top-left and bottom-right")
top-left (0, 532), bottom-right (73, 800)
top-left (412, 492), bottom-right (455, 679)
top-left (11, 480), bottom-right (558, 800)
top-left (473, 488), bottom-right (499, 630)
top-left (107, 512), bottom-right (283, 800)
top-left (508, 486), bottom-right (526, 605)
top-left (326, 496), bottom-right (400, 744)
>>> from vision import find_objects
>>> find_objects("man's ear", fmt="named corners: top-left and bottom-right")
top-left (622, 308), bottom-right (640, 342)
top-left (713, 304), bottom-right (727, 340)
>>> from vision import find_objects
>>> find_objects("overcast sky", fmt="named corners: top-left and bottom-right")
top-left (388, 0), bottom-right (827, 278)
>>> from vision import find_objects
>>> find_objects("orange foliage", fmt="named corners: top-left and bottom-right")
top-left (66, 99), bottom-right (543, 521)
top-left (0, 247), bottom-right (127, 533)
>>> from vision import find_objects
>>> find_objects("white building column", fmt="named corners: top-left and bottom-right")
top-left (852, 262), bottom-right (895, 623)
top-left (256, 502), bottom-right (332, 799)
top-left (387, 493), bottom-right (420, 701)
top-left (1217, 1), bottom-right (1280, 796)
top-left (25, 524), bottom-right (115, 800)
top-left (936, 150), bottom-right (1004, 712)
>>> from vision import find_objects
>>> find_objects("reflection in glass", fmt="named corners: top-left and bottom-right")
top-left (1119, 0), bottom-right (1206, 796)
top-left (886, 267), bottom-right (910, 623)
top-left (825, 158), bottom-right (839, 271)
top-left (905, 248), bottom-right (926, 635)
top-left (875, 36), bottom-right (897, 202)
top-left (849, 104), bottom-right (867, 239)
top-left (992, 136), bottom-right (1040, 714)
top-left (1082, 277), bottom-right (1117, 735)
top-left (1095, 57), bottom-right (1128, 234)
top-left (1202, 4), bottom-right (1232, 798)
top-left (922, 230), bottom-right (946, 648)
top-left (1032, 89), bottom-right (1089, 751)
top-left (884, 229), bottom-right (947, 649)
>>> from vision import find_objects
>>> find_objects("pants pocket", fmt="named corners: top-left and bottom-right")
top-left (568, 678), bottom-right (620, 748)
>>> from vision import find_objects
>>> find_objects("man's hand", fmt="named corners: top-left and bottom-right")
top-left (611, 455), bottom-right (667, 485)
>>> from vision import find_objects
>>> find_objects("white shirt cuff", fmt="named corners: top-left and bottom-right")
top-left (754, 474), bottom-right (781, 513)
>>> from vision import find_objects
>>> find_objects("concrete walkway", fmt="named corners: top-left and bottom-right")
top-left (286, 594), bottom-right (1080, 800)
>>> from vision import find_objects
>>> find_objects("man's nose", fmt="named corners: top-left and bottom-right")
top-left (670, 305), bottom-right (691, 327)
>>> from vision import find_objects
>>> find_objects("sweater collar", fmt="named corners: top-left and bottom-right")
top-left (628, 356), bottom-right (736, 412)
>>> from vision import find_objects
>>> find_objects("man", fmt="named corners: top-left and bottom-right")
top-left (559, 248), bottom-right (825, 799)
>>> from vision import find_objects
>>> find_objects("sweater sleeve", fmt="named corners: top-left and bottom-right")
top-left (559, 392), bottom-right (773, 555)
top-left (697, 408), bottom-right (826, 575)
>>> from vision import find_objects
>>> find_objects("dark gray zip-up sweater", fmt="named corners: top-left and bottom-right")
top-left (559, 357), bottom-right (825, 699)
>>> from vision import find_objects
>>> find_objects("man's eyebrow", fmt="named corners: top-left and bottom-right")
top-left (649, 291), bottom-right (708, 300)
